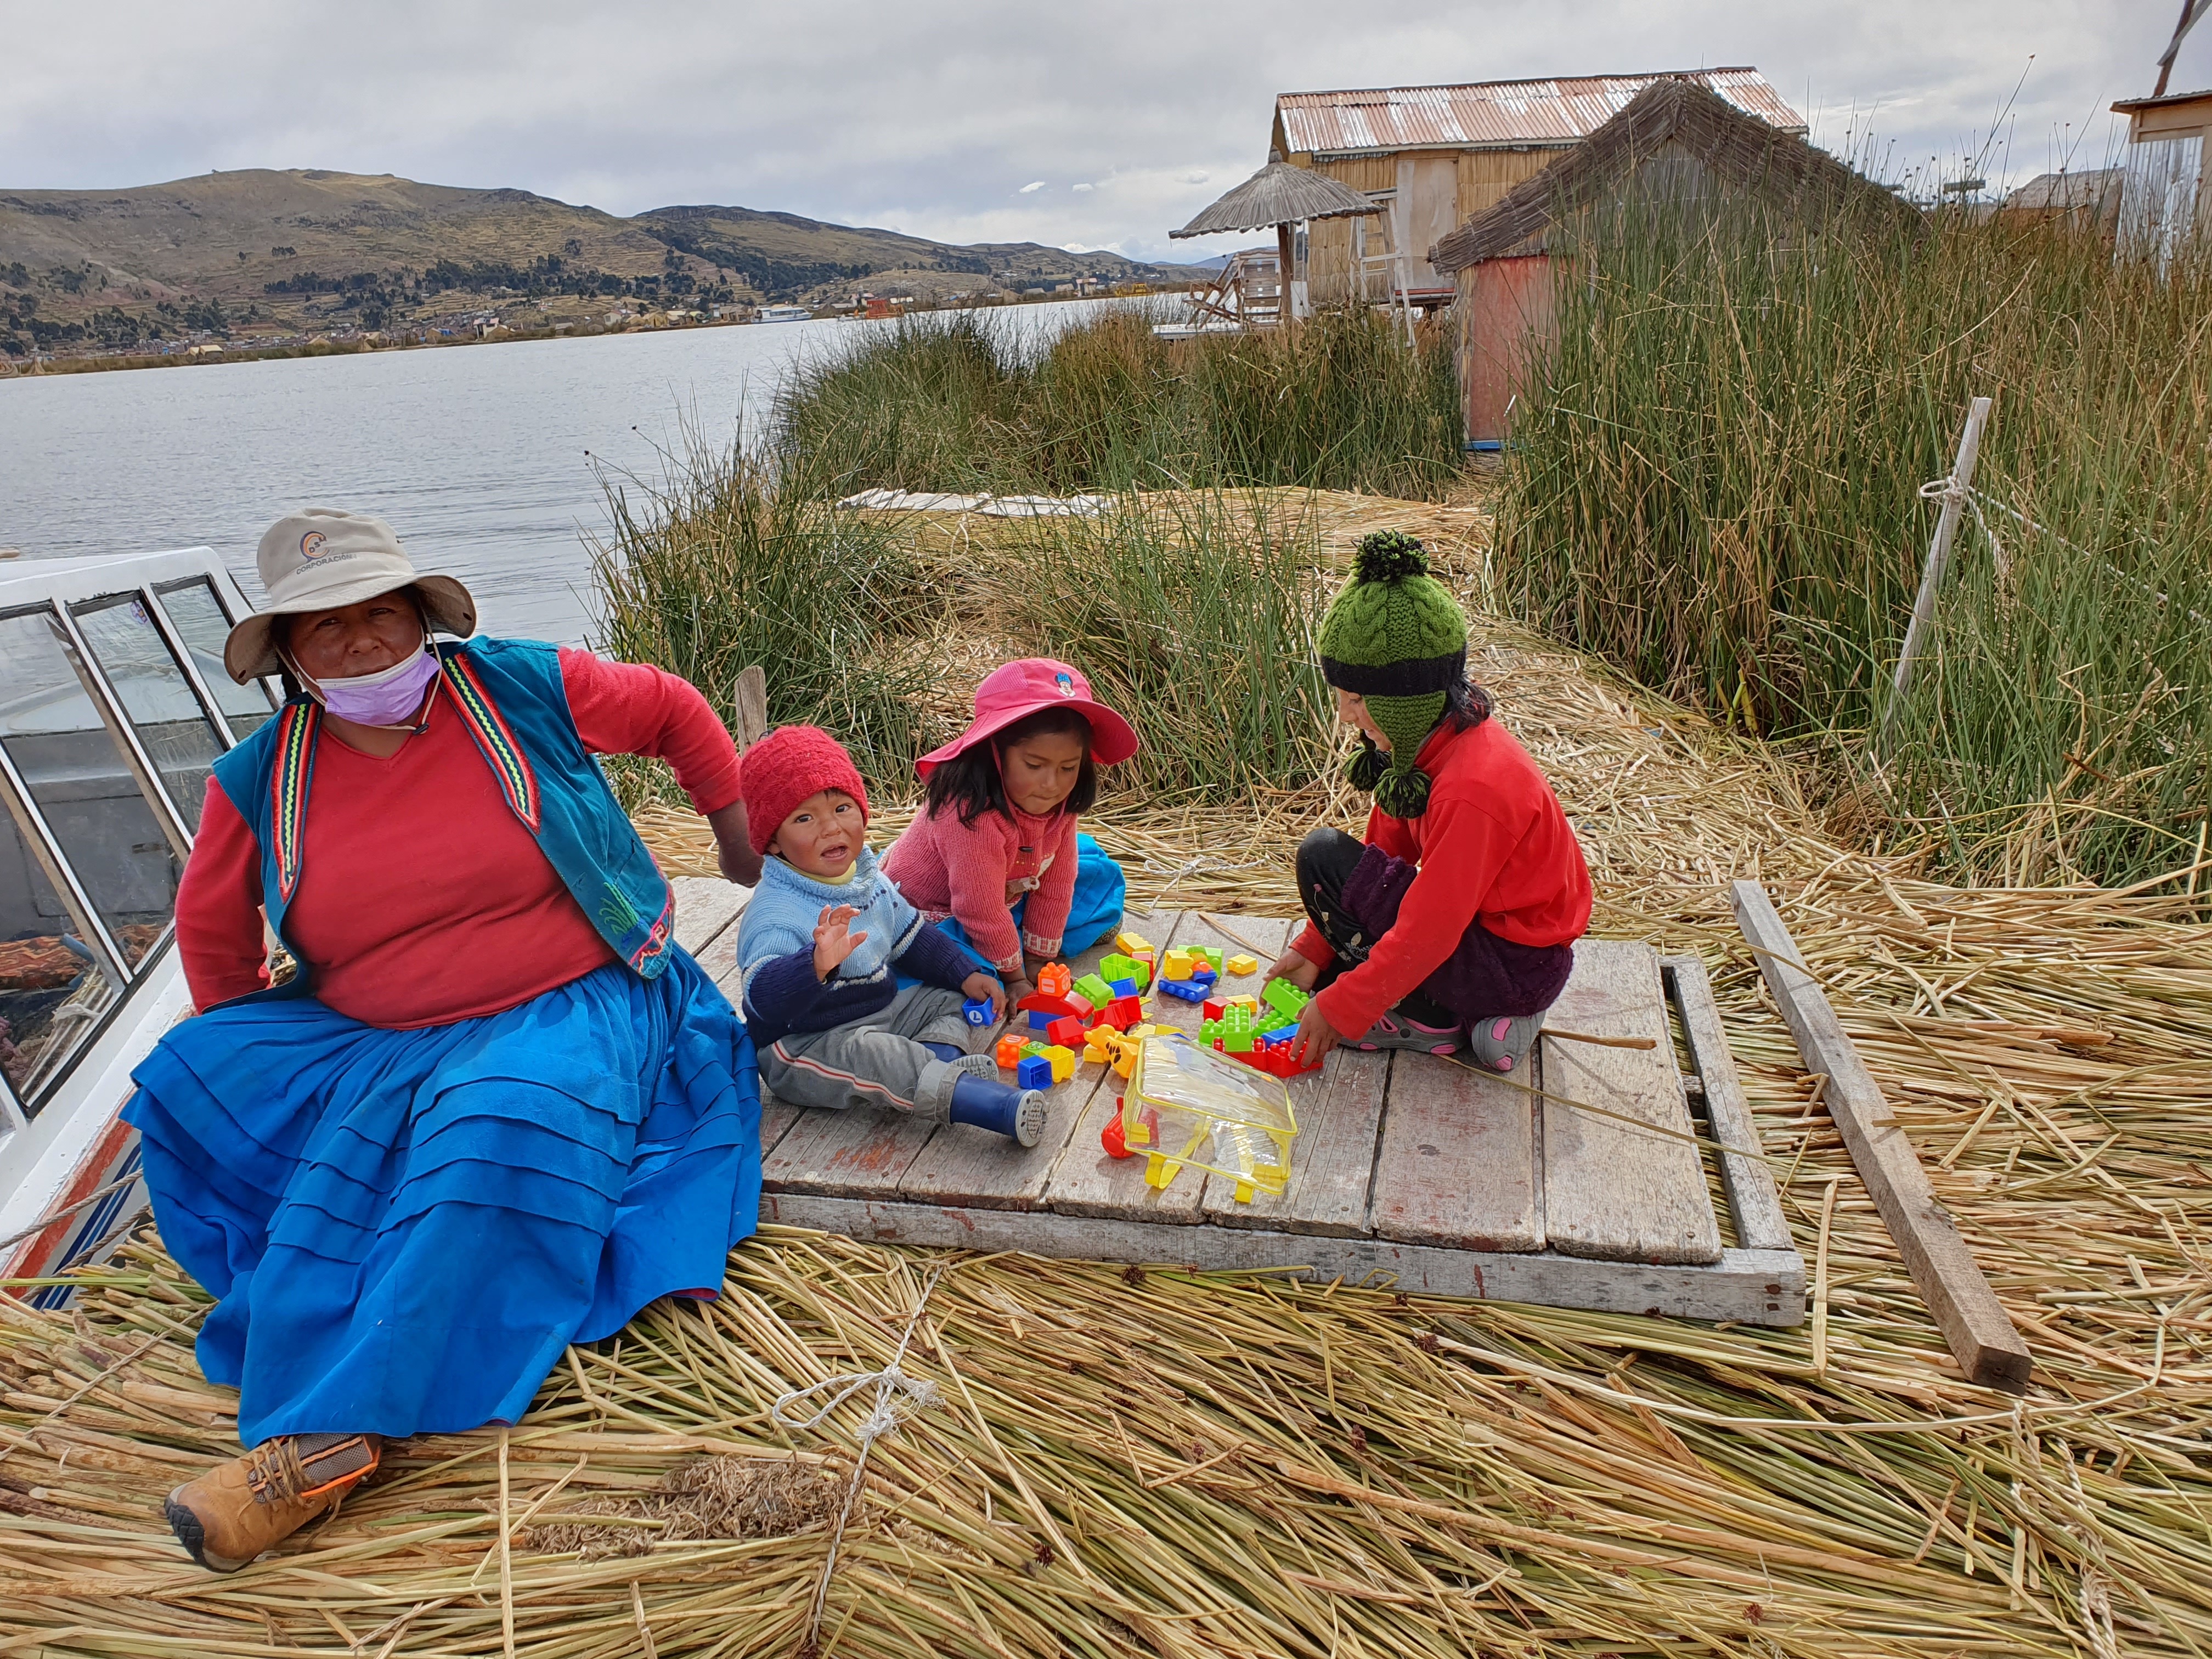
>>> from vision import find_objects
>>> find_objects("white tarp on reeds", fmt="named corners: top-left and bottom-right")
top-left (836, 489), bottom-right (1110, 517)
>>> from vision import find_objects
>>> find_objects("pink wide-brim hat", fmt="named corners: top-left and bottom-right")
top-left (915, 658), bottom-right (1139, 780)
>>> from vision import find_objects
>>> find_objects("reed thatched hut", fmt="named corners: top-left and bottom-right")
top-left (1429, 77), bottom-right (1908, 445)
top-left (1271, 69), bottom-right (1803, 308)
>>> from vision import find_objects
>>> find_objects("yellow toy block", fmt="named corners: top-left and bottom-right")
top-left (1226, 953), bottom-right (1259, 977)
top-left (1161, 948), bottom-right (1194, 980)
top-left (1115, 930), bottom-right (1151, 956)
top-left (1224, 995), bottom-right (1260, 1011)
top-left (1083, 1026), bottom-right (1118, 1062)
top-left (1044, 1044), bottom-right (1076, 1083)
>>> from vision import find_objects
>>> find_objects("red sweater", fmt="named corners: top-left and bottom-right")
top-left (176, 649), bottom-right (740, 1029)
top-left (1294, 718), bottom-right (1592, 1039)
top-left (879, 803), bottom-right (1079, 975)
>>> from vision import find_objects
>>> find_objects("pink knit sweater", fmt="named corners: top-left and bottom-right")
top-left (881, 803), bottom-right (1079, 974)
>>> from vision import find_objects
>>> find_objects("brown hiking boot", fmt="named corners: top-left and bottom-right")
top-left (165, 1431), bottom-right (382, 1571)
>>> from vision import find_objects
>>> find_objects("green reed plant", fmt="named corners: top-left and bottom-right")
top-left (1008, 492), bottom-right (1337, 804)
top-left (588, 437), bottom-right (941, 798)
top-left (1498, 200), bottom-right (2212, 887)
top-left (774, 304), bottom-right (1463, 499)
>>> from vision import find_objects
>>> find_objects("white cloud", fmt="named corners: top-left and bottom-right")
top-left (1072, 182), bottom-right (1095, 192)
top-left (4, 0), bottom-right (2205, 266)
top-left (1018, 180), bottom-right (1047, 194)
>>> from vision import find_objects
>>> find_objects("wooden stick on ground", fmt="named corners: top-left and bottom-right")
top-left (1732, 879), bottom-right (2032, 1391)
top-left (1545, 1030), bottom-right (1658, 1051)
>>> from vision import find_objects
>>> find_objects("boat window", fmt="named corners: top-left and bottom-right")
top-left (0, 605), bottom-right (180, 973)
top-left (154, 579), bottom-right (277, 741)
top-left (0, 800), bottom-right (125, 1113)
top-left (71, 595), bottom-right (227, 832)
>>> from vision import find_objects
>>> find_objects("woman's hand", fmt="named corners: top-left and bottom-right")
top-left (960, 972), bottom-right (1006, 1021)
top-left (707, 800), bottom-right (761, 886)
top-left (1287, 997), bottom-right (1342, 1069)
top-left (1265, 949), bottom-right (1321, 994)
top-left (811, 905), bottom-right (867, 980)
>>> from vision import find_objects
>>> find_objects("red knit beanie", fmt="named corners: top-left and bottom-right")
top-left (737, 726), bottom-right (870, 858)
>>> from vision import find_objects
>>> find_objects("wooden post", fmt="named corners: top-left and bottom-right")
top-left (1276, 222), bottom-right (1296, 324)
top-left (1882, 396), bottom-right (1992, 747)
top-left (731, 664), bottom-right (768, 753)
top-left (1731, 880), bottom-right (2032, 1390)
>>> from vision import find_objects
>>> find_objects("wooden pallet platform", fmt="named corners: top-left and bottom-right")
top-left (674, 882), bottom-right (1805, 1327)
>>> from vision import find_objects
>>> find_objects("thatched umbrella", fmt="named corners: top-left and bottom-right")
top-left (1171, 159), bottom-right (1377, 316)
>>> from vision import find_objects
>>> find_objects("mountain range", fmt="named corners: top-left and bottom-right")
top-left (0, 169), bottom-right (1206, 350)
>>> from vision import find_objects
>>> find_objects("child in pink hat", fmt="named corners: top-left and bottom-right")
top-left (882, 658), bottom-right (1138, 1004)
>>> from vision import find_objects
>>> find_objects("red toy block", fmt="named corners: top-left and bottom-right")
top-left (1201, 998), bottom-right (1226, 1022)
top-left (1101, 1108), bottom-right (1133, 1159)
top-left (1047, 1015), bottom-right (1087, 1049)
top-left (1015, 991), bottom-right (1096, 1024)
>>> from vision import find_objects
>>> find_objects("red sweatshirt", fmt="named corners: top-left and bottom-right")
top-left (879, 803), bottom-right (1078, 975)
top-left (176, 649), bottom-right (740, 1030)
top-left (1293, 718), bottom-right (1592, 1040)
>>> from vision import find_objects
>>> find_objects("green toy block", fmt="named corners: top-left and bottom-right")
top-left (1190, 945), bottom-right (1223, 973)
top-left (1200, 1018), bottom-right (1221, 1045)
top-left (1020, 1040), bottom-right (1048, 1059)
top-left (1073, 973), bottom-right (1114, 1008)
top-left (1262, 979), bottom-right (1311, 1021)
top-left (1255, 1007), bottom-right (1293, 1035)
top-left (1097, 953), bottom-right (1137, 986)
top-left (1221, 1004), bottom-right (1256, 1053)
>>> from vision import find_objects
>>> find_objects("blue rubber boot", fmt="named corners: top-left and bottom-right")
top-left (922, 1041), bottom-right (997, 1077)
top-left (949, 1073), bottom-right (1047, 1148)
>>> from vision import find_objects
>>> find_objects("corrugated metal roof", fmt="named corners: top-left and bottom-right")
top-left (1277, 69), bottom-right (1805, 156)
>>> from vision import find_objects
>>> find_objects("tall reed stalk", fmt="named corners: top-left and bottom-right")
top-left (775, 306), bottom-right (1463, 500)
top-left (1497, 203), bottom-right (2212, 887)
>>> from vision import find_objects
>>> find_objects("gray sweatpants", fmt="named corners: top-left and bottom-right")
top-left (759, 984), bottom-right (978, 1120)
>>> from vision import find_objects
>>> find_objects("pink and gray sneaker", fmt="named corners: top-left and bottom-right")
top-left (1352, 1010), bottom-right (1463, 1055)
top-left (1468, 1013), bottom-right (1545, 1074)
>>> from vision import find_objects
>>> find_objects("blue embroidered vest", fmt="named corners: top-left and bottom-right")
top-left (208, 637), bottom-right (676, 1006)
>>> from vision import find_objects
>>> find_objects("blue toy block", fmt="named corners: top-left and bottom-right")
top-left (1030, 1010), bottom-right (1056, 1030)
top-left (1108, 977), bottom-right (1139, 1000)
top-left (1189, 968), bottom-right (1217, 987)
top-left (1015, 1054), bottom-right (1053, 1090)
top-left (962, 997), bottom-right (995, 1027)
top-left (1159, 977), bottom-right (1209, 1002)
top-left (1257, 1024), bottom-right (1296, 1047)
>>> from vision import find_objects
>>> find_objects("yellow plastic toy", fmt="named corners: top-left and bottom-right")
top-left (1161, 948), bottom-right (1194, 980)
top-left (1115, 930), bottom-right (1151, 956)
top-left (1043, 1044), bottom-right (1076, 1083)
top-left (1226, 953), bottom-right (1259, 977)
top-left (1082, 1026), bottom-right (1118, 1062)
top-left (1120, 1034), bottom-right (1297, 1204)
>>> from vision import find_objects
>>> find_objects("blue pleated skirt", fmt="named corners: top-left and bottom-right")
top-left (124, 949), bottom-right (761, 1446)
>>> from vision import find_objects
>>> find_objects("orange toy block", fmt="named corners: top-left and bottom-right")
top-left (1037, 962), bottom-right (1073, 998)
top-left (994, 1032), bottom-right (1026, 1069)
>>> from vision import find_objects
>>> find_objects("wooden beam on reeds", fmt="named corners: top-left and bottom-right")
top-left (1731, 879), bottom-right (2032, 1391)
top-left (1882, 396), bottom-right (1992, 747)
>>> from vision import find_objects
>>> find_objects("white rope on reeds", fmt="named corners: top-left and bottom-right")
top-left (771, 1263), bottom-right (946, 1656)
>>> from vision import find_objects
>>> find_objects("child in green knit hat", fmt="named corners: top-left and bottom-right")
top-left (1266, 531), bottom-right (1594, 1074)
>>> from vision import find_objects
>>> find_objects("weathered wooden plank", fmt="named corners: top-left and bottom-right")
top-left (760, 1193), bottom-right (1806, 1327)
top-left (760, 1105), bottom-right (937, 1200)
top-left (894, 925), bottom-right (1132, 1211)
top-left (670, 875), bottom-right (751, 958)
top-left (1731, 881), bottom-right (2031, 1390)
top-left (1540, 941), bottom-right (1723, 1266)
top-left (1370, 1051), bottom-right (1542, 1251)
top-left (1663, 955), bottom-right (1793, 1253)
top-left (1204, 1047), bottom-right (1388, 1237)
top-left (758, 1098), bottom-right (805, 1156)
top-left (731, 664), bottom-right (770, 752)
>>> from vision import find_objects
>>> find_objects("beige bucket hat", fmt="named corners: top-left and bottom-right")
top-left (224, 507), bottom-right (478, 684)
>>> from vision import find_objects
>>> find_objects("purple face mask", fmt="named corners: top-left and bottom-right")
top-left (314, 645), bottom-right (442, 725)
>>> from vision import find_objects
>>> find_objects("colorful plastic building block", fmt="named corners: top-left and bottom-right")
top-left (1200, 998), bottom-right (1226, 1022)
top-left (1158, 977), bottom-right (1210, 1003)
top-left (1020, 1040), bottom-right (1047, 1058)
top-left (1132, 949), bottom-right (1156, 976)
top-left (1102, 995), bottom-right (1142, 1030)
top-left (1189, 945), bottom-right (1223, 974)
top-left (1097, 952), bottom-right (1136, 985)
top-left (1101, 1111), bottom-right (1132, 1159)
top-left (1083, 1025), bottom-right (1119, 1062)
top-left (1226, 953), bottom-right (1259, 977)
top-left (1189, 967), bottom-right (1217, 988)
top-left (1072, 973), bottom-right (1114, 1009)
top-left (1221, 1004), bottom-right (1256, 1053)
top-left (1043, 1045), bottom-right (1076, 1082)
top-left (962, 997), bottom-right (996, 1028)
top-left (1015, 1054), bottom-right (1053, 1090)
top-left (1224, 994), bottom-right (1260, 1011)
top-left (1017, 989), bottom-right (1096, 1023)
top-left (1029, 1010), bottom-right (1056, 1031)
top-left (1037, 962), bottom-right (1072, 998)
top-left (1047, 1015), bottom-right (1087, 1049)
top-left (995, 1032), bottom-right (1026, 1069)
top-left (1255, 1007), bottom-right (1293, 1035)
top-left (1262, 978), bottom-right (1311, 1021)
top-left (1200, 1018), bottom-right (1221, 1045)
top-left (1107, 977), bottom-right (1138, 1000)
top-left (1161, 948), bottom-right (1194, 981)
top-left (1257, 1024), bottom-right (1296, 1047)
top-left (1116, 930), bottom-right (1151, 956)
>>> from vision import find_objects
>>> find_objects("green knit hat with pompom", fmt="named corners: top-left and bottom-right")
top-left (1317, 531), bottom-right (1468, 817)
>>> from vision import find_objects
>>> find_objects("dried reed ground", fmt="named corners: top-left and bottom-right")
top-left (3, 492), bottom-right (2209, 1657)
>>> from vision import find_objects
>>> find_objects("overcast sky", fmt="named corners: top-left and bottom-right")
top-left (7, 1), bottom-right (2208, 263)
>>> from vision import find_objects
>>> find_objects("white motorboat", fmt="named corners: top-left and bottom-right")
top-left (0, 548), bottom-right (274, 1305)
top-left (754, 304), bottom-right (813, 324)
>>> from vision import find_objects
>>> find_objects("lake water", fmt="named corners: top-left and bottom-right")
top-left (0, 301), bottom-right (1114, 645)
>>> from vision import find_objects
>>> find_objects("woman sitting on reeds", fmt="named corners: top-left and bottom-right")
top-left (129, 509), bottom-right (764, 1573)
top-left (1270, 533), bottom-right (1592, 1074)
